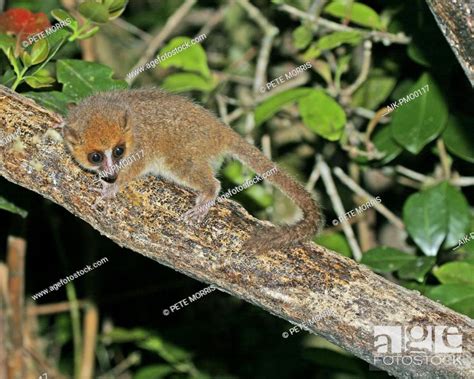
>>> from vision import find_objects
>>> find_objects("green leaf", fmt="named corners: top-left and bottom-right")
top-left (0, 197), bottom-right (28, 218)
top-left (314, 232), bottom-right (351, 257)
top-left (433, 262), bottom-right (474, 285)
top-left (426, 284), bottom-right (474, 318)
top-left (372, 125), bottom-right (402, 164)
top-left (304, 31), bottom-right (362, 59)
top-left (105, 0), bottom-right (128, 19)
top-left (442, 114), bottom-right (474, 163)
top-left (57, 59), bottom-right (128, 101)
top-left (324, 0), bottom-right (383, 30)
top-left (44, 28), bottom-right (70, 48)
top-left (312, 60), bottom-right (332, 84)
top-left (6, 47), bottom-right (20, 77)
top-left (293, 25), bottom-right (313, 49)
top-left (0, 34), bottom-right (15, 53)
top-left (244, 184), bottom-right (273, 207)
top-left (444, 184), bottom-right (470, 247)
top-left (352, 74), bottom-right (396, 110)
top-left (455, 235), bottom-right (474, 254)
top-left (298, 89), bottom-right (346, 141)
top-left (222, 161), bottom-right (273, 207)
top-left (103, 327), bottom-right (147, 343)
top-left (397, 257), bottom-right (435, 282)
top-left (402, 182), bottom-right (469, 256)
top-left (24, 75), bottom-right (55, 89)
top-left (104, 0), bottom-right (127, 12)
top-left (21, 51), bottom-right (32, 68)
top-left (138, 336), bottom-right (190, 364)
top-left (161, 73), bottom-right (215, 93)
top-left (78, 0), bottom-right (110, 23)
top-left (159, 36), bottom-right (210, 78)
top-left (255, 88), bottom-right (313, 126)
top-left (30, 39), bottom-right (49, 65)
top-left (407, 42), bottom-right (430, 67)
top-left (391, 73), bottom-right (448, 154)
top-left (77, 26), bottom-right (100, 40)
top-left (403, 184), bottom-right (446, 256)
top-left (134, 365), bottom-right (176, 379)
top-left (51, 9), bottom-right (77, 31)
top-left (361, 247), bottom-right (416, 273)
top-left (24, 91), bottom-right (73, 115)
top-left (334, 54), bottom-right (351, 85)
top-left (0, 70), bottom-right (16, 87)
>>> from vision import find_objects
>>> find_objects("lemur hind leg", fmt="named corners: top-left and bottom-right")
top-left (180, 163), bottom-right (221, 223)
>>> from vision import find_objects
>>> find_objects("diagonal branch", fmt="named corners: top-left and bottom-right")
top-left (425, 0), bottom-right (474, 86)
top-left (0, 85), bottom-right (472, 378)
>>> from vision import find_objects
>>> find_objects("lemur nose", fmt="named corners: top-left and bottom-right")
top-left (102, 174), bottom-right (118, 183)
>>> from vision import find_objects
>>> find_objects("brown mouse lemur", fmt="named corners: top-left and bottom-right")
top-left (63, 88), bottom-right (322, 249)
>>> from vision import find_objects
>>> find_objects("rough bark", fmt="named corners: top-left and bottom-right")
top-left (0, 85), bottom-right (472, 378)
top-left (425, 0), bottom-right (474, 86)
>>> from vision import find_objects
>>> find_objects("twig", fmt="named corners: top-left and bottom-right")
top-left (349, 164), bottom-right (377, 251)
top-left (396, 177), bottom-right (422, 190)
top-left (279, 4), bottom-right (411, 44)
top-left (214, 71), bottom-right (254, 86)
top-left (6, 236), bottom-right (27, 379)
top-left (227, 108), bottom-right (245, 124)
top-left (364, 107), bottom-right (390, 148)
top-left (79, 303), bottom-right (99, 379)
top-left (308, 0), bottom-right (327, 19)
top-left (197, 5), bottom-right (225, 36)
top-left (99, 352), bottom-right (141, 379)
top-left (27, 300), bottom-right (88, 316)
top-left (395, 165), bottom-right (429, 183)
top-left (317, 157), bottom-right (362, 260)
top-left (216, 95), bottom-right (229, 125)
top-left (236, 0), bottom-right (278, 143)
top-left (333, 167), bottom-right (405, 230)
top-left (306, 157), bottom-right (321, 191)
top-left (323, 212), bottom-right (364, 233)
top-left (257, 71), bottom-right (310, 101)
top-left (451, 176), bottom-right (474, 187)
top-left (0, 262), bottom-right (8, 379)
top-left (342, 40), bottom-right (372, 97)
top-left (261, 134), bottom-right (273, 194)
top-left (112, 18), bottom-right (152, 41)
top-left (126, 0), bottom-right (197, 85)
top-left (236, 0), bottom-right (279, 94)
top-left (436, 138), bottom-right (451, 180)
top-left (23, 346), bottom-right (69, 379)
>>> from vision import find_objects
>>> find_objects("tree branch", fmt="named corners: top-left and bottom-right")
top-left (0, 86), bottom-right (472, 378)
top-left (425, 0), bottom-right (474, 86)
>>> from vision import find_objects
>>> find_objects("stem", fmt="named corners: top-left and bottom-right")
top-left (66, 283), bottom-right (82, 379)
top-left (29, 37), bottom-right (68, 78)
top-left (10, 66), bottom-right (28, 91)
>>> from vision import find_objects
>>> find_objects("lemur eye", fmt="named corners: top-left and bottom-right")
top-left (88, 152), bottom-right (103, 164)
top-left (113, 145), bottom-right (125, 158)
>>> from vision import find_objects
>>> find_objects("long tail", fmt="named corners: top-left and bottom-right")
top-left (227, 131), bottom-right (323, 251)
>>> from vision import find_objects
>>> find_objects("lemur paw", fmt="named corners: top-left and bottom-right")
top-left (100, 182), bottom-right (119, 199)
top-left (181, 204), bottom-right (210, 224)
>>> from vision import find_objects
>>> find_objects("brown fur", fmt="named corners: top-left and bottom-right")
top-left (64, 88), bottom-right (323, 250)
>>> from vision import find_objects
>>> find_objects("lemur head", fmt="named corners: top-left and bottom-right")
top-left (63, 101), bottom-right (134, 183)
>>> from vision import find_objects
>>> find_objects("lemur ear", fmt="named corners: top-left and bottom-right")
top-left (63, 126), bottom-right (81, 146)
top-left (120, 109), bottom-right (131, 132)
